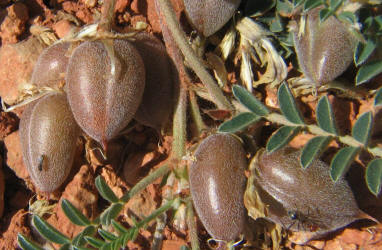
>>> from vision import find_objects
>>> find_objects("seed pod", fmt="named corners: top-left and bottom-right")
top-left (66, 39), bottom-right (145, 148)
top-left (293, 9), bottom-right (356, 85)
top-left (252, 147), bottom-right (370, 241)
top-left (31, 42), bottom-right (70, 88)
top-left (183, 0), bottom-right (241, 37)
top-left (132, 33), bottom-right (173, 131)
top-left (19, 93), bottom-right (80, 192)
top-left (189, 133), bottom-right (247, 243)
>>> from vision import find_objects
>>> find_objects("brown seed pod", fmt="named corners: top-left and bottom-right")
top-left (251, 147), bottom-right (371, 242)
top-left (132, 32), bottom-right (173, 131)
top-left (31, 42), bottom-right (70, 88)
top-left (183, 0), bottom-right (241, 37)
top-left (19, 92), bottom-right (80, 193)
top-left (189, 133), bottom-right (247, 243)
top-left (292, 9), bottom-right (356, 85)
top-left (66, 39), bottom-right (145, 148)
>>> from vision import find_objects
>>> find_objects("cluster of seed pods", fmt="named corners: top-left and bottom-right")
top-left (189, 134), bottom-right (373, 246)
top-left (20, 33), bottom-right (173, 193)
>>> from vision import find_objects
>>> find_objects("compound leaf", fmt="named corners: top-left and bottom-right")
top-left (316, 96), bottom-right (337, 134)
top-left (300, 136), bottom-right (332, 169)
top-left (232, 85), bottom-right (269, 116)
top-left (61, 199), bottom-right (91, 226)
top-left (266, 126), bottom-right (301, 153)
top-left (32, 215), bottom-right (70, 244)
top-left (278, 82), bottom-right (304, 124)
top-left (95, 176), bottom-right (119, 203)
top-left (352, 111), bottom-right (373, 146)
top-left (218, 112), bottom-right (260, 132)
top-left (330, 147), bottom-right (360, 182)
top-left (17, 234), bottom-right (43, 250)
top-left (366, 159), bottom-right (382, 196)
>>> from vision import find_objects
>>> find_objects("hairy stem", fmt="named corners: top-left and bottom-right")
top-left (186, 200), bottom-right (200, 250)
top-left (156, 0), bottom-right (233, 111)
top-left (99, 0), bottom-right (116, 32)
top-left (121, 164), bottom-right (170, 202)
top-left (189, 89), bottom-right (206, 137)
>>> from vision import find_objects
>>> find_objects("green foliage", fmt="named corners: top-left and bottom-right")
top-left (330, 147), bottom-right (360, 181)
top-left (316, 96), bottom-right (338, 134)
top-left (219, 84), bottom-right (382, 195)
top-left (19, 164), bottom-right (174, 250)
top-left (278, 82), bottom-right (304, 124)
top-left (366, 159), bottom-right (382, 196)
top-left (266, 126), bottom-right (301, 152)
top-left (300, 136), bottom-right (332, 169)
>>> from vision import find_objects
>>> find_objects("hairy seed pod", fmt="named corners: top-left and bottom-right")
top-left (132, 32), bottom-right (173, 131)
top-left (31, 42), bottom-right (70, 88)
top-left (66, 39), bottom-right (145, 148)
top-left (19, 93), bottom-right (80, 192)
top-left (292, 8), bottom-right (356, 85)
top-left (183, 0), bottom-right (241, 37)
top-left (252, 147), bottom-right (369, 240)
top-left (189, 133), bottom-right (247, 243)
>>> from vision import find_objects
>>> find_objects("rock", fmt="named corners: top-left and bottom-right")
top-left (0, 2), bottom-right (29, 44)
top-left (4, 131), bottom-right (30, 181)
top-left (47, 164), bottom-right (98, 239)
top-left (0, 209), bottom-right (30, 249)
top-left (0, 37), bottom-right (45, 105)
top-left (0, 111), bottom-right (19, 140)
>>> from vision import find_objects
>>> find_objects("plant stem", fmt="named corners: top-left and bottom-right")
top-left (137, 198), bottom-right (178, 228)
top-left (189, 89), bottom-right (206, 137)
top-left (186, 200), bottom-right (200, 250)
top-left (99, 0), bottom-right (116, 32)
top-left (172, 87), bottom-right (188, 159)
top-left (266, 112), bottom-right (382, 157)
top-left (121, 164), bottom-right (170, 202)
top-left (156, 0), bottom-right (233, 111)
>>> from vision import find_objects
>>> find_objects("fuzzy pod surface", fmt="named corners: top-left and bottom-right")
top-left (189, 133), bottom-right (247, 242)
top-left (19, 92), bottom-right (80, 192)
top-left (253, 147), bottom-right (366, 237)
top-left (293, 9), bottom-right (356, 85)
top-left (183, 0), bottom-right (241, 37)
top-left (66, 39), bottom-right (145, 148)
top-left (31, 42), bottom-right (70, 88)
top-left (132, 32), bottom-right (173, 131)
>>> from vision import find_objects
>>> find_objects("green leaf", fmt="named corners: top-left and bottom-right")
top-left (180, 246), bottom-right (190, 250)
top-left (330, 147), bottom-right (360, 182)
top-left (232, 85), bottom-right (269, 116)
top-left (319, 8), bottom-right (332, 23)
top-left (278, 82), bottom-right (304, 124)
top-left (354, 40), bottom-right (376, 66)
top-left (374, 87), bottom-right (382, 107)
top-left (270, 14), bottom-right (283, 33)
top-left (293, 0), bottom-right (305, 7)
top-left (337, 11), bottom-right (357, 25)
top-left (61, 199), bottom-right (91, 226)
top-left (32, 215), bottom-right (70, 244)
top-left (85, 236), bottom-right (105, 248)
top-left (356, 60), bottom-right (382, 85)
top-left (59, 244), bottom-right (71, 250)
top-left (352, 111), bottom-right (373, 146)
top-left (111, 220), bottom-right (128, 234)
top-left (95, 176), bottom-right (119, 203)
top-left (98, 229), bottom-right (118, 241)
top-left (72, 226), bottom-right (96, 247)
top-left (266, 126), bottom-right (301, 153)
top-left (329, 0), bottom-right (342, 10)
top-left (316, 96), bottom-right (337, 134)
top-left (300, 136), bottom-right (332, 169)
top-left (17, 234), bottom-right (44, 250)
top-left (218, 112), bottom-right (260, 133)
top-left (366, 159), bottom-right (382, 196)
top-left (100, 203), bottom-right (123, 226)
top-left (303, 0), bottom-right (324, 12)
